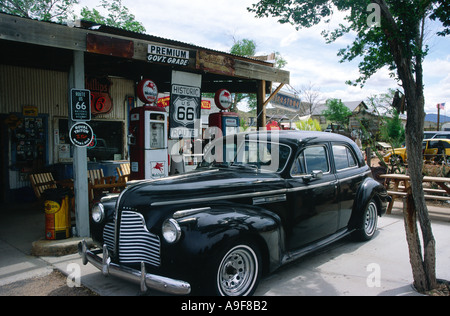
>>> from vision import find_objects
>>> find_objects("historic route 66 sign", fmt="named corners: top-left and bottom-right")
top-left (169, 84), bottom-right (201, 138)
top-left (173, 97), bottom-right (196, 126)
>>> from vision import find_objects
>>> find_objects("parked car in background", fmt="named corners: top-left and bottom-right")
top-left (80, 131), bottom-right (390, 296)
top-left (423, 139), bottom-right (450, 163)
top-left (424, 131), bottom-right (450, 139)
top-left (384, 138), bottom-right (450, 164)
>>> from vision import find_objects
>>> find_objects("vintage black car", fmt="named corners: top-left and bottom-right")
top-left (79, 131), bottom-right (390, 296)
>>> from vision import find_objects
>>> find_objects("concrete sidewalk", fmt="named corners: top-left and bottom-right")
top-left (1, 201), bottom-right (449, 296)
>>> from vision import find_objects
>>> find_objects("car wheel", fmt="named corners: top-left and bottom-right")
top-left (354, 199), bottom-right (378, 241)
top-left (214, 243), bottom-right (261, 296)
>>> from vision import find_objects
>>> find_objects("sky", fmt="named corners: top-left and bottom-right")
top-left (74, 0), bottom-right (450, 116)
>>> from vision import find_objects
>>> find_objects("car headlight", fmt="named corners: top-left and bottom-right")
top-left (162, 218), bottom-right (181, 244)
top-left (92, 203), bottom-right (105, 223)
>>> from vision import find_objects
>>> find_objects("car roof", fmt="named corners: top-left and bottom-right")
top-left (243, 130), bottom-right (353, 145)
top-left (424, 138), bottom-right (450, 142)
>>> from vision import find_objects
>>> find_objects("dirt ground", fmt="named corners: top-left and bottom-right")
top-left (0, 270), bottom-right (98, 296)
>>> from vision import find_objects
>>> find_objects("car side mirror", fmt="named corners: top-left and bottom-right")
top-left (302, 170), bottom-right (323, 183)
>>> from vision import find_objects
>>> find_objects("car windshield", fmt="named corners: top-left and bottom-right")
top-left (200, 137), bottom-right (291, 173)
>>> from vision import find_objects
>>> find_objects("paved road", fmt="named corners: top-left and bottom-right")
top-left (1, 210), bottom-right (449, 296)
top-left (32, 215), bottom-right (450, 296)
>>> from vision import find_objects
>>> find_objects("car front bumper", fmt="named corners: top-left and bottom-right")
top-left (78, 239), bottom-right (191, 295)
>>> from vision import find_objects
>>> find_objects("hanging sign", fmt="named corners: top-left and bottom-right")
top-left (69, 122), bottom-right (94, 147)
top-left (271, 90), bottom-right (302, 112)
top-left (70, 89), bottom-right (91, 121)
top-left (137, 79), bottom-right (158, 104)
top-left (147, 44), bottom-right (190, 66)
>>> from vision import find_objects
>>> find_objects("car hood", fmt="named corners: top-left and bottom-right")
top-left (118, 168), bottom-right (286, 212)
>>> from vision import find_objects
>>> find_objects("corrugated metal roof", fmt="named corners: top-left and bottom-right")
top-left (75, 19), bottom-right (274, 66)
top-left (0, 12), bottom-right (274, 67)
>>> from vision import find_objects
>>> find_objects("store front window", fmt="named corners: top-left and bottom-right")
top-left (58, 119), bottom-right (123, 161)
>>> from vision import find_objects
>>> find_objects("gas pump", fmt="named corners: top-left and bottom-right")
top-left (129, 78), bottom-right (169, 181)
top-left (129, 106), bottom-right (168, 180)
top-left (208, 89), bottom-right (240, 140)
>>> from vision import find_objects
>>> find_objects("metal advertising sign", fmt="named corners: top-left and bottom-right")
top-left (70, 89), bottom-right (91, 121)
top-left (137, 79), bottom-right (158, 104)
top-left (271, 90), bottom-right (302, 112)
top-left (169, 71), bottom-right (202, 139)
top-left (169, 84), bottom-right (201, 138)
top-left (85, 77), bottom-right (113, 115)
top-left (147, 44), bottom-right (190, 66)
top-left (69, 122), bottom-right (94, 147)
top-left (215, 89), bottom-right (232, 110)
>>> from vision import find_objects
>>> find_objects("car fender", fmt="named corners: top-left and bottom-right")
top-left (166, 204), bottom-right (284, 274)
top-left (348, 177), bottom-right (390, 230)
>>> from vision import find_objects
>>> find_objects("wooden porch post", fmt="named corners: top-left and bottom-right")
top-left (69, 51), bottom-right (90, 237)
top-left (257, 80), bottom-right (266, 130)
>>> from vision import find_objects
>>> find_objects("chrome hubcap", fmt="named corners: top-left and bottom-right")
top-left (217, 245), bottom-right (258, 296)
top-left (365, 202), bottom-right (378, 236)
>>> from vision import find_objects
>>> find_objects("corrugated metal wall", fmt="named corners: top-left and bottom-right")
top-left (0, 65), bottom-right (134, 120)
top-left (1, 65), bottom-right (135, 190)
top-left (0, 64), bottom-right (68, 116)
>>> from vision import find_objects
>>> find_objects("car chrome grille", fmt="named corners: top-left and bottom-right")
top-left (103, 220), bottom-right (115, 253)
top-left (117, 210), bottom-right (161, 267)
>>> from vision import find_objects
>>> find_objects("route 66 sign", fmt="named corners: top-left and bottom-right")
top-left (173, 97), bottom-right (196, 126)
top-left (169, 84), bottom-right (201, 138)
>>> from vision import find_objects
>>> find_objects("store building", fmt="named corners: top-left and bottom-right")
top-left (0, 13), bottom-right (290, 205)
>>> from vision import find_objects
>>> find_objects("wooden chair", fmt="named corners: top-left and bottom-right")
top-left (88, 168), bottom-right (125, 200)
top-left (116, 163), bottom-right (130, 183)
top-left (88, 169), bottom-right (105, 185)
top-left (29, 172), bottom-right (58, 199)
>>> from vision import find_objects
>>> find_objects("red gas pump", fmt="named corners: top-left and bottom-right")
top-left (129, 80), bottom-right (169, 180)
top-left (129, 106), bottom-right (168, 180)
top-left (208, 89), bottom-right (240, 140)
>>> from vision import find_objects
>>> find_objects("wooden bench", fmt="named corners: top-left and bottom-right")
top-left (380, 174), bottom-right (450, 214)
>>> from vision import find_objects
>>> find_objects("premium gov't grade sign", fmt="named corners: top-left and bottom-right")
top-left (147, 44), bottom-right (190, 66)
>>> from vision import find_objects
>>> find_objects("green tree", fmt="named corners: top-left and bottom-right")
top-left (0, 0), bottom-right (78, 22)
top-left (381, 110), bottom-right (405, 148)
top-left (230, 38), bottom-right (257, 112)
top-left (80, 0), bottom-right (145, 33)
top-left (230, 38), bottom-right (257, 56)
top-left (249, 0), bottom-right (450, 293)
top-left (230, 38), bottom-right (287, 111)
top-left (322, 99), bottom-right (352, 128)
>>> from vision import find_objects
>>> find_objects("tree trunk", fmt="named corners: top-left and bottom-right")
top-left (375, 0), bottom-right (437, 292)
top-left (404, 95), bottom-right (437, 293)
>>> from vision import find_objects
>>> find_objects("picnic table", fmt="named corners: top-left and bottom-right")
top-left (379, 174), bottom-right (450, 214)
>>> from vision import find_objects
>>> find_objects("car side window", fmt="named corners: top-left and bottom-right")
top-left (291, 145), bottom-right (329, 176)
top-left (333, 145), bottom-right (358, 171)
